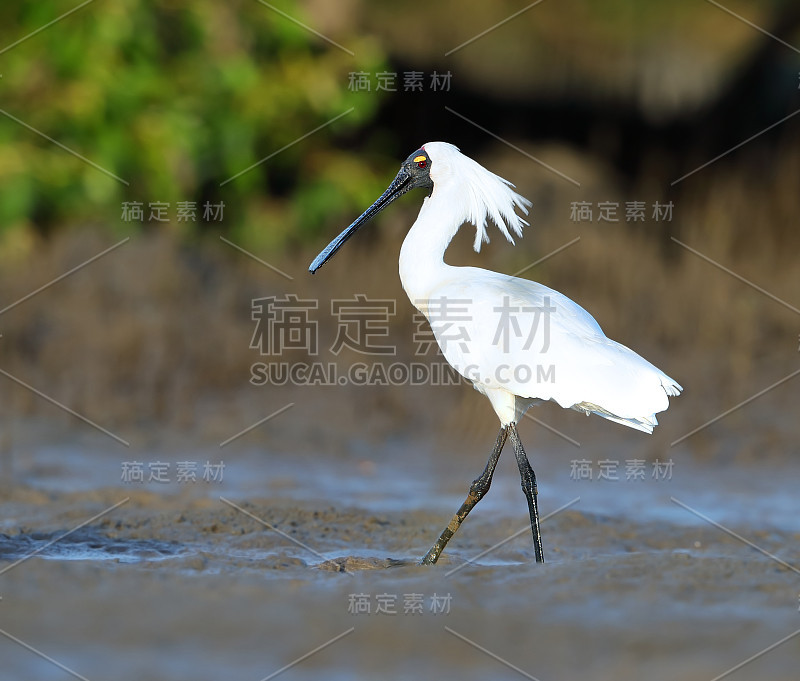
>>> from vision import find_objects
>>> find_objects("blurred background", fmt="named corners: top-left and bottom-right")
top-left (0, 0), bottom-right (798, 466)
top-left (1, 4), bottom-right (800, 681)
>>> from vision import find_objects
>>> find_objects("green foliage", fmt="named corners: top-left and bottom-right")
top-left (0, 1), bottom-right (387, 252)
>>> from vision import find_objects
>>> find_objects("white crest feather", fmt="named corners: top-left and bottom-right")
top-left (424, 142), bottom-right (532, 252)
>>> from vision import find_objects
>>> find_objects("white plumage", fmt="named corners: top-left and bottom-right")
top-left (399, 142), bottom-right (681, 432)
top-left (310, 140), bottom-right (682, 564)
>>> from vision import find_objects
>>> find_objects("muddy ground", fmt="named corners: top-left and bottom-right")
top-left (1, 396), bottom-right (798, 681)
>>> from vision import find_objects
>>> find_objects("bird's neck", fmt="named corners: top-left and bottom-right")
top-left (398, 193), bottom-right (461, 311)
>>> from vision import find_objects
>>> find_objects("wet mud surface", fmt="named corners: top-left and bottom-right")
top-left (1, 433), bottom-right (798, 681)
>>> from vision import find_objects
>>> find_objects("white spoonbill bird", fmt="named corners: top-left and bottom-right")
top-left (310, 142), bottom-right (681, 564)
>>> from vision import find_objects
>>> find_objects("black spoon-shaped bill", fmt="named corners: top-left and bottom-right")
top-left (309, 168), bottom-right (414, 273)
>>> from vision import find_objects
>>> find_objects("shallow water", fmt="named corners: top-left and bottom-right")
top-left (0, 528), bottom-right (183, 563)
top-left (1, 421), bottom-right (798, 681)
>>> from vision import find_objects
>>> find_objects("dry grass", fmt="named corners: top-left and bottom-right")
top-left (0, 143), bottom-right (797, 456)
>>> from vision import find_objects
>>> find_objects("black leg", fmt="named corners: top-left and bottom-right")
top-left (421, 426), bottom-right (508, 565)
top-left (508, 422), bottom-right (544, 563)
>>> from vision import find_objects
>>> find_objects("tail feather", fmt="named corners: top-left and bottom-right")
top-left (574, 376), bottom-right (681, 434)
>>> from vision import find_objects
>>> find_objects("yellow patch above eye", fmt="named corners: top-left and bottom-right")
top-left (413, 155), bottom-right (427, 163)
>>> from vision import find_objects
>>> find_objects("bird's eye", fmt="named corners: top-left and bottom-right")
top-left (417, 159), bottom-right (427, 169)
